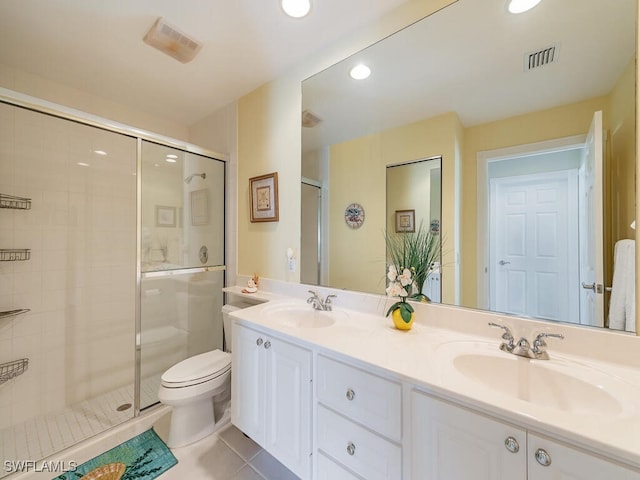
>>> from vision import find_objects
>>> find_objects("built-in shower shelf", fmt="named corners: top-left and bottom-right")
top-left (0, 249), bottom-right (30, 261)
top-left (0, 358), bottom-right (29, 384)
top-left (0, 194), bottom-right (31, 210)
top-left (0, 309), bottom-right (30, 320)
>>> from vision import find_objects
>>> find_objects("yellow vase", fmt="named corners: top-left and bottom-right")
top-left (391, 308), bottom-right (414, 330)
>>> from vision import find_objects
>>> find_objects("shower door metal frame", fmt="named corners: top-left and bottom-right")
top-left (0, 86), bottom-right (228, 418)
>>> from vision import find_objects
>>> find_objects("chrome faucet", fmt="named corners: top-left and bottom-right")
top-left (488, 323), bottom-right (563, 360)
top-left (307, 290), bottom-right (337, 311)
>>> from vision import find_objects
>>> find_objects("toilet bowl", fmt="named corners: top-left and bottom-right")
top-left (158, 349), bottom-right (231, 448)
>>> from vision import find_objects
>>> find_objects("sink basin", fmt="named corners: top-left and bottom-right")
top-left (262, 303), bottom-right (347, 328)
top-left (439, 342), bottom-right (631, 416)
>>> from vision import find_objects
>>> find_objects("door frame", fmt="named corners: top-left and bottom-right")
top-left (476, 135), bottom-right (586, 310)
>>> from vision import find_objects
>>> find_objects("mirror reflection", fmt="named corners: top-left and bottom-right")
top-left (301, 0), bottom-right (637, 332)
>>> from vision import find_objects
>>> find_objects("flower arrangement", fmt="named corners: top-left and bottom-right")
top-left (385, 222), bottom-right (440, 303)
top-left (385, 265), bottom-right (414, 323)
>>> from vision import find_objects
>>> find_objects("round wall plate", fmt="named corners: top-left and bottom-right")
top-left (344, 203), bottom-right (365, 229)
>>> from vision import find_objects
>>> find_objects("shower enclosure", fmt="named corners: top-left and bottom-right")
top-left (0, 92), bottom-right (226, 475)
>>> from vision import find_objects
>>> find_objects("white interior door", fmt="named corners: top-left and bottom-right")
top-left (578, 110), bottom-right (605, 327)
top-left (490, 171), bottom-right (579, 323)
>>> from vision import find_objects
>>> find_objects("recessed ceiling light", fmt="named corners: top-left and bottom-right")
top-left (508, 0), bottom-right (542, 14)
top-left (281, 0), bottom-right (311, 18)
top-left (349, 64), bottom-right (371, 80)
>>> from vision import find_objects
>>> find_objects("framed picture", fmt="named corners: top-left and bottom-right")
top-left (395, 209), bottom-right (415, 233)
top-left (156, 205), bottom-right (176, 227)
top-left (250, 172), bottom-right (279, 222)
top-left (190, 189), bottom-right (209, 226)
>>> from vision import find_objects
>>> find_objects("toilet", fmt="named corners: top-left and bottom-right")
top-left (157, 303), bottom-right (245, 448)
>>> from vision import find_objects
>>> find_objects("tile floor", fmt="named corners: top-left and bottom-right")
top-left (153, 410), bottom-right (299, 480)
top-left (5, 404), bottom-right (299, 480)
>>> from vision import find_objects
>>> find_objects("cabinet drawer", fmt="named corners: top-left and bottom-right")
top-left (317, 355), bottom-right (402, 440)
top-left (317, 405), bottom-right (401, 480)
top-left (317, 453), bottom-right (362, 480)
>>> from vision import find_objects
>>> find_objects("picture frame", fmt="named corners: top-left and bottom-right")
top-left (395, 209), bottom-right (415, 233)
top-left (250, 172), bottom-right (279, 222)
top-left (155, 205), bottom-right (176, 227)
top-left (190, 189), bottom-right (209, 226)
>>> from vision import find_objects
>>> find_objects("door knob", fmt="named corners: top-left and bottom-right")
top-left (498, 260), bottom-right (511, 266)
top-left (504, 436), bottom-right (520, 453)
top-left (534, 448), bottom-right (552, 466)
top-left (582, 282), bottom-right (604, 293)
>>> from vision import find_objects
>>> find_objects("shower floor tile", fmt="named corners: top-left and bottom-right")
top-left (0, 378), bottom-right (156, 479)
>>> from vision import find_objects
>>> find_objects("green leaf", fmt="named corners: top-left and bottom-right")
top-left (399, 303), bottom-right (413, 323)
top-left (386, 301), bottom-right (402, 317)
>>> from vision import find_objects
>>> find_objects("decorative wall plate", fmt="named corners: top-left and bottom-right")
top-left (344, 203), bottom-right (365, 229)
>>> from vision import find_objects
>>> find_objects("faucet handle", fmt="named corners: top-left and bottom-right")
top-left (323, 294), bottom-right (337, 311)
top-left (532, 332), bottom-right (564, 354)
top-left (488, 322), bottom-right (515, 351)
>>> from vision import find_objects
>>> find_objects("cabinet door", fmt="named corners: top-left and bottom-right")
top-left (528, 434), bottom-right (640, 480)
top-left (411, 390), bottom-right (526, 480)
top-left (265, 336), bottom-right (312, 479)
top-left (231, 323), bottom-right (266, 444)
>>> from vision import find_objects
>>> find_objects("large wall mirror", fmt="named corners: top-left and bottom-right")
top-left (301, 0), bottom-right (637, 333)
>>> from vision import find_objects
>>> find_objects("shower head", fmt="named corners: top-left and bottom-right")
top-left (184, 173), bottom-right (206, 184)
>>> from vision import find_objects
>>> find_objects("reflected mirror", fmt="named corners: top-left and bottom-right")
top-left (301, 0), bottom-right (637, 332)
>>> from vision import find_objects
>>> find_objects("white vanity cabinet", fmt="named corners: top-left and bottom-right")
top-left (231, 322), bottom-right (312, 479)
top-left (315, 355), bottom-right (403, 480)
top-left (411, 389), bottom-right (640, 480)
top-left (527, 434), bottom-right (640, 480)
top-left (411, 389), bottom-right (527, 480)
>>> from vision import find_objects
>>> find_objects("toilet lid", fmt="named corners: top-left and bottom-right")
top-left (161, 350), bottom-right (231, 387)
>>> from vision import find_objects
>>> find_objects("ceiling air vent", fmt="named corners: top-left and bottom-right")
top-left (143, 17), bottom-right (202, 64)
top-left (302, 110), bottom-right (322, 128)
top-left (524, 44), bottom-right (559, 71)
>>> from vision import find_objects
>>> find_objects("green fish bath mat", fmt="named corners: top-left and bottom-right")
top-left (54, 428), bottom-right (177, 480)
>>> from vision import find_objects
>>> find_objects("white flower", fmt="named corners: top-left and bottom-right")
top-left (387, 265), bottom-right (398, 282)
top-left (386, 282), bottom-right (403, 297)
top-left (398, 268), bottom-right (412, 287)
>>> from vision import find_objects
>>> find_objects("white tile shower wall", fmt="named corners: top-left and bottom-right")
top-left (0, 103), bottom-right (136, 430)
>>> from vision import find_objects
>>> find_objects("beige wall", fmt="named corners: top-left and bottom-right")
top-left (0, 63), bottom-right (189, 140)
top-left (235, 0), bottom-right (456, 282)
top-left (328, 112), bottom-right (461, 302)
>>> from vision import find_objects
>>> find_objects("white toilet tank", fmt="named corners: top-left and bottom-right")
top-left (222, 299), bottom-right (261, 352)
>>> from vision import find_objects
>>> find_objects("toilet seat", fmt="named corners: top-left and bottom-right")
top-left (161, 350), bottom-right (231, 388)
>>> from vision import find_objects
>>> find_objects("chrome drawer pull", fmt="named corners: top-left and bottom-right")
top-left (346, 388), bottom-right (355, 401)
top-left (504, 436), bottom-right (519, 453)
top-left (535, 448), bottom-right (552, 466)
top-left (346, 442), bottom-right (356, 456)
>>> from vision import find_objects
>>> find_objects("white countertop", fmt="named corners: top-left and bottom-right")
top-left (228, 293), bottom-right (640, 470)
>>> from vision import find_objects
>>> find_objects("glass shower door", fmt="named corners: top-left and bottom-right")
top-left (139, 141), bottom-right (225, 409)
